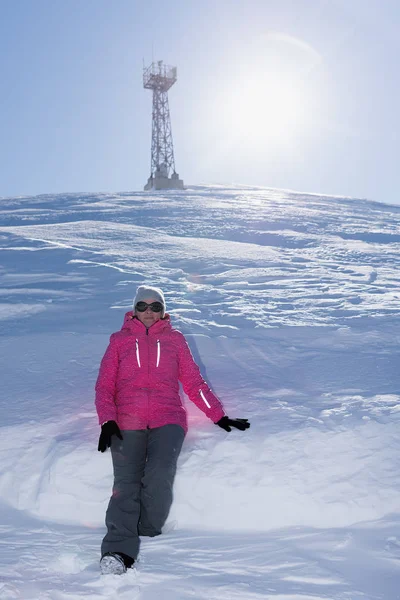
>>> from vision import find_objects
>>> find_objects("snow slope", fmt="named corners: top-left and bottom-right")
top-left (0, 185), bottom-right (400, 599)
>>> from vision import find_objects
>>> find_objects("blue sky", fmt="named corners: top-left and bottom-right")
top-left (1, 0), bottom-right (399, 204)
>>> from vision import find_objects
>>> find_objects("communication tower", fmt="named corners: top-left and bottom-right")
top-left (143, 60), bottom-right (184, 191)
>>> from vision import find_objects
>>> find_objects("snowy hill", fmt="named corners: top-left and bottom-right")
top-left (0, 185), bottom-right (400, 599)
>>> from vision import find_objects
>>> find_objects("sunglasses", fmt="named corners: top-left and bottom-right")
top-left (135, 301), bottom-right (164, 313)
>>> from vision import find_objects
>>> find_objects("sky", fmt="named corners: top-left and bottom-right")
top-left (1, 0), bottom-right (400, 204)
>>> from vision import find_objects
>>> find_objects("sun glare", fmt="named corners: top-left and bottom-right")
top-left (230, 75), bottom-right (309, 144)
top-left (219, 33), bottom-right (321, 151)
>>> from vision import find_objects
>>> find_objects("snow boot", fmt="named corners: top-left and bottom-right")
top-left (100, 552), bottom-right (134, 575)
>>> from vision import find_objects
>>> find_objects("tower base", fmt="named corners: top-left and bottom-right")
top-left (144, 172), bottom-right (184, 191)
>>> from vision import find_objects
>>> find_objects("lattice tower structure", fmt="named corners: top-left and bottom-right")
top-left (143, 61), bottom-right (178, 179)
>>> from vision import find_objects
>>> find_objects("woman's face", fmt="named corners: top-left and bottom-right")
top-left (135, 297), bottom-right (163, 328)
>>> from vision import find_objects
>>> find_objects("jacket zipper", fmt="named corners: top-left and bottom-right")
top-left (137, 328), bottom-right (160, 428)
top-left (146, 327), bottom-right (150, 428)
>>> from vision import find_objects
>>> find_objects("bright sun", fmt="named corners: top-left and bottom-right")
top-left (220, 33), bottom-right (321, 149)
top-left (230, 75), bottom-right (309, 143)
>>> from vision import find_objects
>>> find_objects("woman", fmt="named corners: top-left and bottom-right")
top-left (95, 285), bottom-right (250, 574)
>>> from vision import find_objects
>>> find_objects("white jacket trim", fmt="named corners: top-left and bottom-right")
top-left (156, 340), bottom-right (160, 367)
top-left (199, 389), bottom-right (211, 409)
top-left (136, 339), bottom-right (141, 368)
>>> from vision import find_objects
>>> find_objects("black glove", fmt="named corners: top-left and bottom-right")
top-left (216, 416), bottom-right (250, 432)
top-left (98, 420), bottom-right (123, 452)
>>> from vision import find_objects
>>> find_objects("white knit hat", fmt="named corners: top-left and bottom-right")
top-left (133, 285), bottom-right (166, 313)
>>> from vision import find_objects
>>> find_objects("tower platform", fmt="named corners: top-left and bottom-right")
top-left (144, 172), bottom-right (185, 191)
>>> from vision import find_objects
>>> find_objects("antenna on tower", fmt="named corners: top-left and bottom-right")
top-left (143, 60), bottom-right (184, 191)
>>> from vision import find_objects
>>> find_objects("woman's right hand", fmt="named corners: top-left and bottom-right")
top-left (98, 420), bottom-right (123, 452)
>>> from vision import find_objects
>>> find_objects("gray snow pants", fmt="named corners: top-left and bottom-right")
top-left (101, 424), bottom-right (185, 560)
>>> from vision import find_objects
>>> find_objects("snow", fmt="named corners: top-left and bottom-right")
top-left (0, 184), bottom-right (400, 599)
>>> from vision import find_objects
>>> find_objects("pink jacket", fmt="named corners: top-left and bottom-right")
top-left (95, 312), bottom-right (225, 432)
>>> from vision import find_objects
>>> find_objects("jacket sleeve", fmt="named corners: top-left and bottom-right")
top-left (95, 333), bottom-right (119, 425)
top-left (177, 334), bottom-right (225, 423)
